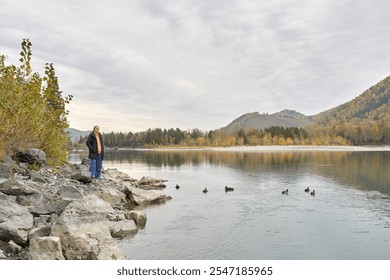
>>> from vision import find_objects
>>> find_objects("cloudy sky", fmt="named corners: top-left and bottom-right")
top-left (1, 0), bottom-right (389, 132)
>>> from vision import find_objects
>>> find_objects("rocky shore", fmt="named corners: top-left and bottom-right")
top-left (0, 149), bottom-right (171, 260)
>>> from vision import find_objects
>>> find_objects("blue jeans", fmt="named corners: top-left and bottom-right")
top-left (90, 154), bottom-right (103, 179)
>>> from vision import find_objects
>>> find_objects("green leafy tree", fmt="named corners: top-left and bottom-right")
top-left (0, 39), bottom-right (72, 164)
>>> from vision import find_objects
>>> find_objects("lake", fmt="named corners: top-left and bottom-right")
top-left (68, 146), bottom-right (390, 260)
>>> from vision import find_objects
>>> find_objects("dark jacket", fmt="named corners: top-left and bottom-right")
top-left (86, 132), bottom-right (104, 160)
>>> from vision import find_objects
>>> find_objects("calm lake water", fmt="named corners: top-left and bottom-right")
top-left (68, 147), bottom-right (390, 260)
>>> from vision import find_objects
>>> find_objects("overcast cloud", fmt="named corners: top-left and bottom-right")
top-left (1, 0), bottom-right (389, 132)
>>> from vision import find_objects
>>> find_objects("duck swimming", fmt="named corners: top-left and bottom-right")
top-left (175, 184), bottom-right (180, 190)
top-left (203, 188), bottom-right (208, 193)
top-left (304, 187), bottom-right (310, 193)
top-left (225, 186), bottom-right (234, 192)
top-left (310, 190), bottom-right (316, 196)
top-left (282, 189), bottom-right (289, 195)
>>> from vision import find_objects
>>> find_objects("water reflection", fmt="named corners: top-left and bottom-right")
top-left (99, 150), bottom-right (390, 194)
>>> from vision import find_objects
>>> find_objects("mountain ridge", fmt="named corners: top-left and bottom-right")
top-left (218, 109), bottom-right (313, 135)
top-left (218, 76), bottom-right (389, 139)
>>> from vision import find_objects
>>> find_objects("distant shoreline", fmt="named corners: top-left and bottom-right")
top-left (148, 145), bottom-right (390, 152)
top-left (68, 145), bottom-right (390, 153)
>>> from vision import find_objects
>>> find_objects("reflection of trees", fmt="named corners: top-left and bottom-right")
top-left (100, 150), bottom-right (390, 194)
top-left (323, 152), bottom-right (389, 193)
top-left (104, 150), bottom-right (313, 170)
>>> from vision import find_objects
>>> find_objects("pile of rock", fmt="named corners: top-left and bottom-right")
top-left (0, 149), bottom-right (171, 260)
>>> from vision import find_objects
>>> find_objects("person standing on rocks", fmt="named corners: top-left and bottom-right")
top-left (86, 125), bottom-right (104, 179)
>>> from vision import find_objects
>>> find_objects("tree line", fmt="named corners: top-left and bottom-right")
top-left (74, 125), bottom-right (351, 148)
top-left (315, 122), bottom-right (390, 145)
top-left (0, 39), bottom-right (72, 165)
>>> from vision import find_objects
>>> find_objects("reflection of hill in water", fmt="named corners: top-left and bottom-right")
top-left (105, 150), bottom-right (390, 194)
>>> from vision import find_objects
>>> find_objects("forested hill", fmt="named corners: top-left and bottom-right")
top-left (313, 76), bottom-right (390, 125)
top-left (311, 75), bottom-right (390, 144)
top-left (218, 109), bottom-right (312, 135)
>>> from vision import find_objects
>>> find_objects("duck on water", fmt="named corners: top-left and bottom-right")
top-left (225, 186), bottom-right (234, 192)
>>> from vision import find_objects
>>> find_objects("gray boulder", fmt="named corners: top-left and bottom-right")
top-left (0, 192), bottom-right (33, 245)
top-left (28, 236), bottom-right (65, 260)
top-left (103, 168), bottom-right (137, 182)
top-left (138, 176), bottom-right (167, 190)
top-left (0, 179), bottom-right (38, 196)
top-left (50, 196), bottom-right (126, 260)
top-left (15, 148), bottom-right (47, 166)
top-left (58, 185), bottom-right (84, 201)
top-left (16, 192), bottom-right (46, 207)
top-left (28, 200), bottom-right (70, 217)
top-left (83, 194), bottom-right (116, 214)
top-left (71, 172), bottom-right (93, 184)
top-left (110, 220), bottom-right (138, 238)
top-left (0, 156), bottom-right (17, 179)
top-left (126, 210), bottom-right (147, 229)
top-left (96, 187), bottom-right (126, 208)
top-left (124, 186), bottom-right (171, 206)
top-left (28, 226), bottom-right (51, 239)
